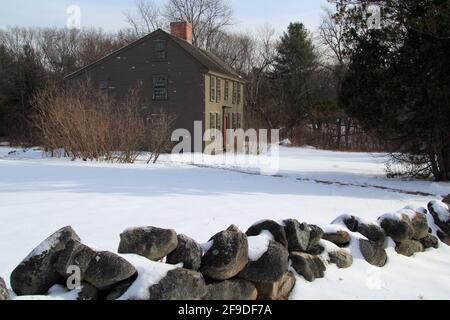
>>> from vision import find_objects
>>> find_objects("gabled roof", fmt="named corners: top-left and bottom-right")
top-left (65, 29), bottom-right (243, 82)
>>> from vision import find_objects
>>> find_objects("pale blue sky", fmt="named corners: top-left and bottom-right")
top-left (0, 0), bottom-right (331, 34)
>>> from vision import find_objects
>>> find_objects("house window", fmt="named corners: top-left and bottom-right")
top-left (216, 113), bottom-right (221, 131)
top-left (232, 113), bottom-right (237, 129)
top-left (99, 81), bottom-right (108, 96)
top-left (153, 41), bottom-right (167, 61)
top-left (216, 78), bottom-right (221, 102)
top-left (237, 83), bottom-right (242, 104)
top-left (210, 76), bottom-right (216, 102)
top-left (237, 113), bottom-right (241, 129)
top-left (232, 82), bottom-right (237, 104)
top-left (210, 112), bottom-right (216, 129)
top-left (224, 80), bottom-right (229, 101)
top-left (153, 76), bottom-right (168, 100)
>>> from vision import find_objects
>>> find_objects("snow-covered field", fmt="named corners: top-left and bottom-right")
top-left (1, 146), bottom-right (449, 300)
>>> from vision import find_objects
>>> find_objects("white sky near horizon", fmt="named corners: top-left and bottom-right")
top-left (0, 0), bottom-right (332, 35)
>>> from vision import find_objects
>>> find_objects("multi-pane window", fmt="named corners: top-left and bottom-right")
top-left (210, 113), bottom-right (216, 129)
top-left (210, 76), bottom-right (216, 102)
top-left (224, 80), bottom-right (229, 101)
top-left (237, 83), bottom-right (242, 104)
top-left (153, 76), bottom-right (168, 100)
top-left (232, 82), bottom-right (237, 104)
top-left (216, 113), bottom-right (221, 131)
top-left (153, 41), bottom-right (167, 61)
top-left (237, 113), bottom-right (241, 129)
top-left (232, 113), bottom-right (237, 129)
top-left (216, 78), bottom-right (221, 102)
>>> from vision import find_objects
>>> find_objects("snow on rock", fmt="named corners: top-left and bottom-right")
top-left (200, 240), bottom-right (214, 254)
top-left (118, 254), bottom-right (178, 300)
top-left (247, 231), bottom-right (272, 262)
top-left (429, 200), bottom-right (450, 223)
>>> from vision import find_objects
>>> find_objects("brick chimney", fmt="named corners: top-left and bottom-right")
top-left (170, 22), bottom-right (193, 44)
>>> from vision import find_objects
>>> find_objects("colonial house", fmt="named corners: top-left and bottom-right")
top-left (65, 22), bottom-right (245, 151)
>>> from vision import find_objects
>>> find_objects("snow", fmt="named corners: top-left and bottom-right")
top-left (118, 254), bottom-right (177, 300)
top-left (1, 146), bottom-right (450, 300)
top-left (429, 200), bottom-right (450, 223)
top-left (12, 285), bottom-right (81, 300)
top-left (247, 231), bottom-right (273, 261)
top-left (22, 230), bottom-right (62, 263)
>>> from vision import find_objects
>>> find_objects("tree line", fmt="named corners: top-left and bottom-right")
top-left (0, 0), bottom-right (448, 180)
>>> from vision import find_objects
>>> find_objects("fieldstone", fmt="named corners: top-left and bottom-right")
top-left (254, 272), bottom-right (296, 300)
top-left (0, 277), bottom-right (10, 300)
top-left (443, 195), bottom-right (450, 206)
top-left (84, 251), bottom-right (137, 291)
top-left (200, 226), bottom-right (248, 281)
top-left (118, 227), bottom-right (178, 261)
top-left (149, 269), bottom-right (207, 300)
top-left (10, 226), bottom-right (81, 296)
top-left (308, 225), bottom-right (324, 249)
top-left (78, 282), bottom-right (99, 301)
top-left (323, 231), bottom-right (351, 247)
top-left (411, 213), bottom-right (430, 240)
top-left (380, 215), bottom-right (414, 243)
top-left (395, 240), bottom-right (424, 257)
top-left (239, 240), bottom-right (289, 283)
top-left (283, 219), bottom-right (310, 252)
top-left (290, 252), bottom-right (326, 282)
top-left (105, 277), bottom-right (136, 300)
top-left (205, 279), bottom-right (257, 300)
top-left (246, 220), bottom-right (288, 248)
top-left (306, 244), bottom-right (325, 256)
top-left (166, 234), bottom-right (203, 271)
top-left (328, 250), bottom-right (353, 269)
top-left (342, 216), bottom-right (359, 232)
top-left (419, 234), bottom-right (439, 249)
top-left (56, 240), bottom-right (97, 278)
top-left (437, 230), bottom-right (450, 246)
top-left (359, 239), bottom-right (387, 267)
top-left (428, 202), bottom-right (450, 234)
top-left (357, 223), bottom-right (385, 246)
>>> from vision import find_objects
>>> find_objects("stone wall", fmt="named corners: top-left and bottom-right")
top-left (1, 200), bottom-right (449, 301)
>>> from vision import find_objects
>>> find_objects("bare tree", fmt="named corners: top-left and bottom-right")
top-left (164, 0), bottom-right (233, 49)
top-left (125, 0), bottom-right (166, 37)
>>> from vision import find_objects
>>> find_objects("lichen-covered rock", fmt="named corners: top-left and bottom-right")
top-left (254, 272), bottom-right (296, 300)
top-left (443, 195), bottom-right (450, 206)
top-left (118, 227), bottom-right (178, 261)
top-left (411, 213), bottom-right (430, 240)
top-left (323, 231), bottom-right (351, 247)
top-left (437, 230), bottom-right (450, 246)
top-left (328, 250), bottom-right (353, 269)
top-left (306, 244), bottom-right (325, 256)
top-left (56, 240), bottom-right (97, 278)
top-left (357, 223), bottom-right (386, 246)
top-left (200, 226), bottom-right (248, 281)
top-left (359, 239), bottom-right (387, 267)
top-left (149, 269), bottom-right (207, 300)
top-left (105, 278), bottom-right (136, 300)
top-left (84, 251), bottom-right (137, 291)
top-left (10, 226), bottom-right (81, 296)
top-left (380, 215), bottom-right (414, 243)
top-left (428, 201), bottom-right (450, 234)
top-left (246, 220), bottom-right (288, 248)
top-left (78, 282), bottom-right (99, 301)
top-left (395, 240), bottom-right (424, 257)
top-left (205, 279), bottom-right (257, 300)
top-left (0, 277), bottom-right (10, 300)
top-left (239, 240), bottom-right (289, 283)
top-left (283, 220), bottom-right (310, 252)
top-left (290, 252), bottom-right (326, 282)
top-left (419, 234), bottom-right (439, 249)
top-left (166, 234), bottom-right (203, 271)
top-left (308, 225), bottom-right (324, 250)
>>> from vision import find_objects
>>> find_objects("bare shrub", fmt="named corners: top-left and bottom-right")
top-left (144, 111), bottom-right (176, 164)
top-left (33, 81), bottom-right (145, 163)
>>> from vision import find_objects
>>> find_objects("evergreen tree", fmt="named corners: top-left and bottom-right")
top-left (333, 0), bottom-right (450, 181)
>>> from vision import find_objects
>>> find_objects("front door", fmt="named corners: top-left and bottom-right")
top-left (223, 113), bottom-right (229, 147)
